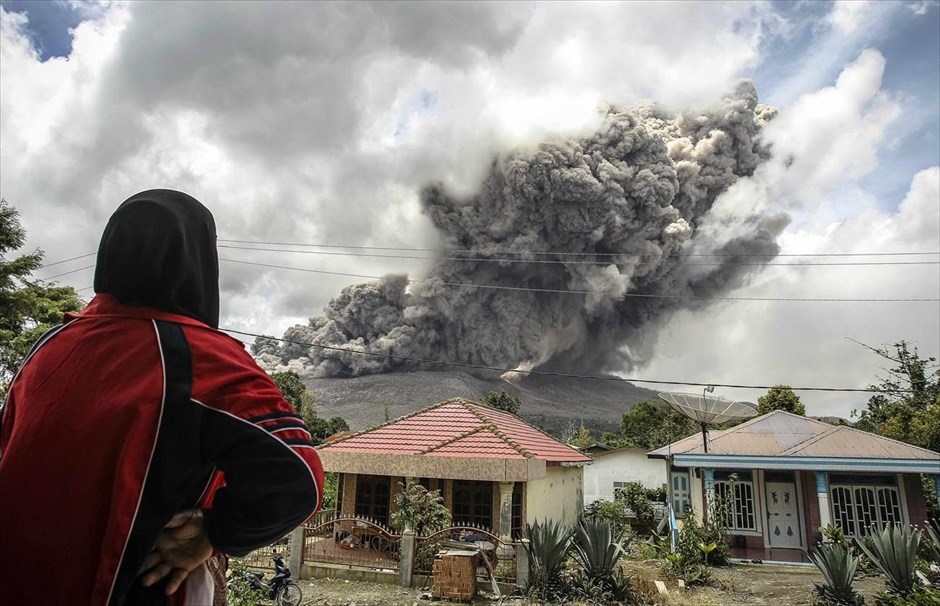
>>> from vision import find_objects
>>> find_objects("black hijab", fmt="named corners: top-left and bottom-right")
top-left (94, 189), bottom-right (220, 328)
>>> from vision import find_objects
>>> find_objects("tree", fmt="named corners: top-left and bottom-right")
top-left (481, 389), bottom-right (521, 415)
top-left (853, 340), bottom-right (940, 523)
top-left (307, 416), bottom-right (350, 445)
top-left (1, 200), bottom-right (83, 394)
top-left (757, 385), bottom-right (806, 416)
top-left (390, 482), bottom-right (450, 535)
top-left (853, 341), bottom-right (940, 452)
top-left (619, 400), bottom-right (697, 450)
top-left (567, 424), bottom-right (595, 449)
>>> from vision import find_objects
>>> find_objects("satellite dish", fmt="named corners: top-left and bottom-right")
top-left (658, 390), bottom-right (758, 453)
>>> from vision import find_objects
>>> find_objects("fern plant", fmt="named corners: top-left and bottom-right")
top-left (810, 542), bottom-right (865, 605)
top-left (857, 524), bottom-right (922, 596)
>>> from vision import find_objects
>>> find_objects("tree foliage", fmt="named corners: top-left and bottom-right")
top-left (390, 481), bottom-right (450, 535)
top-left (0, 200), bottom-right (83, 393)
top-left (853, 341), bottom-right (940, 452)
top-left (481, 389), bottom-right (521, 415)
top-left (567, 424), bottom-right (596, 449)
top-left (757, 384), bottom-right (806, 416)
top-left (619, 400), bottom-right (697, 450)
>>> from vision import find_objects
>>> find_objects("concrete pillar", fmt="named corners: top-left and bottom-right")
top-left (289, 524), bottom-right (306, 580)
top-left (703, 469), bottom-right (715, 521)
top-left (933, 475), bottom-right (940, 510)
top-left (400, 529), bottom-right (416, 587)
top-left (816, 471), bottom-right (832, 531)
top-left (497, 482), bottom-right (515, 540)
top-left (515, 537), bottom-right (530, 589)
top-left (341, 473), bottom-right (357, 517)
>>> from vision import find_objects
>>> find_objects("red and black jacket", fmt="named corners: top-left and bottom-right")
top-left (0, 295), bottom-right (324, 605)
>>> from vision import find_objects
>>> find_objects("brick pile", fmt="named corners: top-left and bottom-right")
top-left (431, 551), bottom-right (477, 602)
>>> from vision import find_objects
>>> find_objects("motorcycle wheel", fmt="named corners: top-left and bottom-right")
top-left (276, 581), bottom-right (302, 606)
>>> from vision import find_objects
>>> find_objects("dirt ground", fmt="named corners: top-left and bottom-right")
top-left (287, 562), bottom-right (888, 606)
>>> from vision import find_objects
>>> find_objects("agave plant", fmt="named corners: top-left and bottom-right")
top-left (570, 517), bottom-right (628, 583)
top-left (810, 542), bottom-right (865, 605)
top-left (524, 519), bottom-right (572, 597)
top-left (857, 524), bottom-right (922, 596)
top-left (924, 519), bottom-right (940, 565)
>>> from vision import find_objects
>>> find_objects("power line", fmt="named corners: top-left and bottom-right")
top-left (217, 238), bottom-right (940, 259)
top-left (38, 251), bottom-right (97, 269)
top-left (39, 264), bottom-right (96, 281)
top-left (218, 244), bottom-right (940, 267)
top-left (222, 328), bottom-right (891, 394)
top-left (220, 258), bottom-right (940, 303)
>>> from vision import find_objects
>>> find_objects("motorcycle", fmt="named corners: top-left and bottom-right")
top-left (231, 555), bottom-right (303, 606)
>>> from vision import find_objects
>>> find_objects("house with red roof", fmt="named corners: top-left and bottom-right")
top-left (316, 398), bottom-right (593, 538)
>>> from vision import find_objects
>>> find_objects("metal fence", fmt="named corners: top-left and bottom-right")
top-left (242, 533), bottom-right (291, 570)
top-left (302, 515), bottom-right (402, 572)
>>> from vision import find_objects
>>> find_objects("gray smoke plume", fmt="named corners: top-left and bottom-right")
top-left (261, 81), bottom-right (788, 378)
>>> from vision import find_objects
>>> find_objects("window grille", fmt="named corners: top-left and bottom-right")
top-left (830, 482), bottom-right (902, 537)
top-left (713, 479), bottom-right (756, 531)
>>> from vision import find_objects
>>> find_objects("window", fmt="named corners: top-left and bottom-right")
top-left (355, 475), bottom-right (390, 526)
top-left (669, 471), bottom-right (691, 517)
top-left (713, 475), bottom-right (756, 532)
top-left (453, 480), bottom-right (493, 529)
top-left (830, 476), bottom-right (902, 537)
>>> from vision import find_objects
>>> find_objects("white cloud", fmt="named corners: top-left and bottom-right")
top-left (826, 0), bottom-right (874, 34)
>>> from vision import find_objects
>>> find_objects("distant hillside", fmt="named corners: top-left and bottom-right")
top-left (303, 370), bottom-right (659, 437)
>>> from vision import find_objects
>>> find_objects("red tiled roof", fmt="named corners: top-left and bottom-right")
top-left (320, 398), bottom-right (592, 463)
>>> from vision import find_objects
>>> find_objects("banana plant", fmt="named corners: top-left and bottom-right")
top-left (810, 541), bottom-right (865, 605)
top-left (856, 524), bottom-right (921, 596)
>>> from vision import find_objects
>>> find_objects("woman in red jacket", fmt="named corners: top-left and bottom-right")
top-left (0, 190), bottom-right (324, 605)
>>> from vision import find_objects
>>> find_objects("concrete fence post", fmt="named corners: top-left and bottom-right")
top-left (400, 529), bottom-right (416, 587)
top-left (289, 525), bottom-right (306, 580)
top-left (515, 538), bottom-right (529, 589)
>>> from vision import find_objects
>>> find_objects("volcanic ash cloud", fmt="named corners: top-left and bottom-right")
top-left (258, 80), bottom-right (787, 378)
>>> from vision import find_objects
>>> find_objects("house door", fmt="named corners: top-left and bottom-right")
top-left (765, 481), bottom-right (802, 548)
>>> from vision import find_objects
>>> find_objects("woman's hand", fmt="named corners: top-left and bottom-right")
top-left (139, 509), bottom-right (214, 595)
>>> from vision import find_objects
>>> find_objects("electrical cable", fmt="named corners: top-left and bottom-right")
top-left (217, 238), bottom-right (940, 259)
top-left (37, 251), bottom-right (97, 269)
top-left (219, 258), bottom-right (940, 302)
top-left (218, 244), bottom-right (940, 267)
top-left (38, 264), bottom-right (96, 281)
top-left (221, 328), bottom-right (896, 393)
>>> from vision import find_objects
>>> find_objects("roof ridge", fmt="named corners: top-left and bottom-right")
top-left (420, 425), bottom-right (488, 454)
top-left (317, 398), bottom-right (463, 448)
top-left (465, 400), bottom-right (591, 461)
top-left (461, 401), bottom-right (535, 459)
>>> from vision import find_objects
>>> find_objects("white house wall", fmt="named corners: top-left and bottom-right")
top-left (526, 465), bottom-right (584, 528)
top-left (582, 449), bottom-right (669, 505)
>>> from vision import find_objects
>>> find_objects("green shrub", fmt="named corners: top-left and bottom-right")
top-left (583, 499), bottom-right (633, 541)
top-left (614, 482), bottom-right (658, 533)
top-left (226, 558), bottom-right (262, 606)
top-left (390, 482), bottom-right (450, 536)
